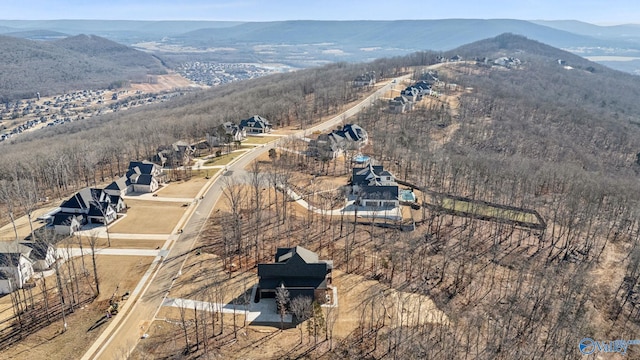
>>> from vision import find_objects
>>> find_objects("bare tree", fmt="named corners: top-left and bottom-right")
top-left (178, 300), bottom-right (191, 354)
top-left (15, 177), bottom-right (40, 241)
top-left (275, 284), bottom-right (290, 331)
top-left (221, 175), bottom-right (247, 269)
top-left (0, 180), bottom-right (19, 240)
top-left (247, 161), bottom-right (264, 263)
top-left (290, 295), bottom-right (313, 344)
top-left (88, 231), bottom-right (100, 295)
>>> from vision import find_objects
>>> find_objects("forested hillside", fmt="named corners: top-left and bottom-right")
top-left (0, 34), bottom-right (166, 101)
top-left (0, 58), bottom-right (405, 198)
top-left (3, 33), bottom-right (640, 358)
top-left (333, 34), bottom-right (640, 358)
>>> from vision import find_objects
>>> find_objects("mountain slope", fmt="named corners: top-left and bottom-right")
top-left (442, 34), bottom-right (640, 174)
top-left (533, 20), bottom-right (640, 41)
top-left (176, 19), bottom-right (602, 50)
top-left (0, 34), bottom-right (166, 101)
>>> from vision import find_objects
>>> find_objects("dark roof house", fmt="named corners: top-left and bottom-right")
top-left (257, 246), bottom-right (333, 303)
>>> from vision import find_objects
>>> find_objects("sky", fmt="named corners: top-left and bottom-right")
top-left (2, 0), bottom-right (639, 25)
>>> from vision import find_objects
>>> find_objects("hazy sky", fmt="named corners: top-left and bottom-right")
top-left (2, 0), bottom-right (639, 25)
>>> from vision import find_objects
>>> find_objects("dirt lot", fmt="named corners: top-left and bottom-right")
top-left (108, 200), bottom-right (187, 234)
top-left (130, 73), bottom-right (199, 93)
top-left (0, 255), bottom-right (153, 360)
top-left (156, 177), bottom-right (208, 198)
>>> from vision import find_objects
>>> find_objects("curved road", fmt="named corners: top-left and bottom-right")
top-left (82, 74), bottom-right (409, 359)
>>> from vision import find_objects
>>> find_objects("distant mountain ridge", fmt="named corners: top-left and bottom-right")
top-left (176, 19), bottom-right (601, 50)
top-left (0, 18), bottom-right (629, 50)
top-left (3, 19), bottom-right (640, 71)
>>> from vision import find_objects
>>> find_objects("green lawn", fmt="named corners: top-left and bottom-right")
top-left (204, 153), bottom-right (240, 166)
top-left (245, 136), bottom-right (279, 144)
top-left (441, 198), bottom-right (539, 224)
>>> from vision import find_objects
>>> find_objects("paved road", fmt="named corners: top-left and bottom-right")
top-left (82, 75), bottom-right (408, 359)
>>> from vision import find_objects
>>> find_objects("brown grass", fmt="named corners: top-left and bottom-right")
top-left (156, 177), bottom-right (208, 198)
top-left (0, 255), bottom-right (153, 360)
top-left (109, 200), bottom-right (187, 234)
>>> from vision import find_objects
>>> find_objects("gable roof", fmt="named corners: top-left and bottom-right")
top-left (240, 115), bottom-right (271, 129)
top-left (88, 202), bottom-right (113, 217)
top-left (60, 187), bottom-right (106, 210)
top-left (258, 246), bottom-right (332, 284)
top-left (136, 174), bottom-right (154, 186)
top-left (20, 241), bottom-right (51, 261)
top-left (128, 160), bottom-right (160, 175)
top-left (105, 176), bottom-right (130, 191)
top-left (0, 241), bottom-right (31, 256)
top-left (275, 246), bottom-right (319, 264)
top-left (352, 164), bottom-right (387, 186)
top-left (359, 185), bottom-right (399, 200)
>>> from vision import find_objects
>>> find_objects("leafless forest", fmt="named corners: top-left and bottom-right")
top-left (197, 35), bottom-right (640, 359)
top-left (4, 33), bottom-right (640, 358)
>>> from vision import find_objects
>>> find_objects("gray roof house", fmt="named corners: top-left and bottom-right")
top-left (120, 160), bottom-right (164, 193)
top-left (257, 246), bottom-right (333, 303)
top-left (240, 115), bottom-right (272, 134)
top-left (206, 121), bottom-right (247, 146)
top-left (353, 71), bottom-right (376, 87)
top-left (351, 163), bottom-right (399, 208)
top-left (388, 96), bottom-right (412, 114)
top-left (308, 124), bottom-right (369, 159)
top-left (104, 176), bottom-right (130, 198)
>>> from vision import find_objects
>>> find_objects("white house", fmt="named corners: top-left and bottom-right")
top-left (105, 161), bottom-right (163, 195)
top-left (52, 213), bottom-right (84, 236)
top-left (20, 241), bottom-right (56, 271)
top-left (388, 96), bottom-right (412, 114)
top-left (353, 71), bottom-right (376, 87)
top-left (308, 124), bottom-right (369, 159)
top-left (52, 187), bottom-right (121, 235)
top-left (401, 87), bottom-right (421, 102)
top-left (206, 121), bottom-right (247, 146)
top-left (0, 242), bottom-right (35, 294)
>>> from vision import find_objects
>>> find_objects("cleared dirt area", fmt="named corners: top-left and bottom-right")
top-left (108, 200), bottom-right (187, 234)
top-left (0, 255), bottom-right (153, 360)
top-left (156, 177), bottom-right (208, 198)
top-left (331, 270), bottom-right (448, 338)
top-left (130, 73), bottom-right (199, 93)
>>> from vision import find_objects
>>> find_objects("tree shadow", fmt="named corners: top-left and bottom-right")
top-left (87, 315), bottom-right (109, 331)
